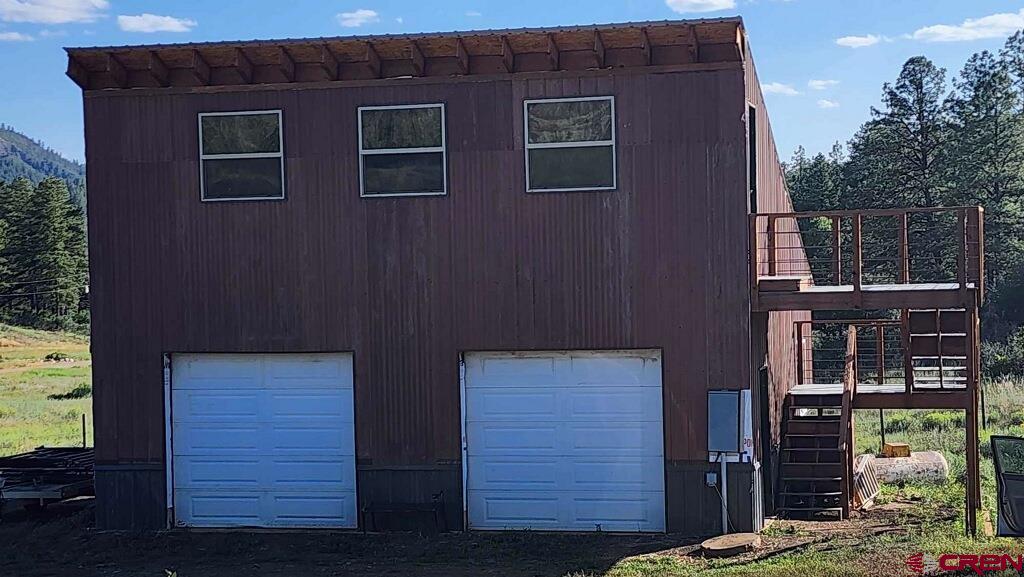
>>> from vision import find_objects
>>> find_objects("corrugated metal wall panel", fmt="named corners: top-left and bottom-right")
top-left (85, 65), bottom-right (751, 475)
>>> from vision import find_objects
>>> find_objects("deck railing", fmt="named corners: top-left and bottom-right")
top-left (750, 206), bottom-right (984, 301)
top-left (795, 319), bottom-right (902, 387)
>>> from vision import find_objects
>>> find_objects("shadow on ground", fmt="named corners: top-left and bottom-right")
top-left (0, 499), bottom-right (703, 577)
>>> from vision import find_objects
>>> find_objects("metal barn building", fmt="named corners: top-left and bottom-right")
top-left (66, 17), bottom-right (985, 535)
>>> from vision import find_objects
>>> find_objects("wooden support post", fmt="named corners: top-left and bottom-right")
top-left (876, 325), bottom-right (884, 385)
top-left (318, 45), bottom-right (339, 80)
top-left (766, 216), bottom-right (777, 276)
top-left (796, 322), bottom-right (805, 385)
top-left (104, 53), bottom-right (128, 88)
top-left (639, 28), bottom-right (651, 65)
top-left (902, 309), bottom-right (914, 396)
top-left (409, 41), bottom-right (425, 76)
top-left (190, 50), bottom-right (211, 86)
top-left (233, 48), bottom-right (253, 84)
top-left (366, 43), bottom-right (382, 78)
top-left (831, 216), bottom-right (842, 285)
top-left (898, 213), bottom-right (909, 284)
top-left (957, 209), bottom-right (968, 301)
top-left (593, 31), bottom-right (605, 68)
top-left (500, 35), bottom-right (515, 73)
top-left (277, 46), bottom-right (296, 82)
top-left (852, 214), bottom-right (863, 306)
top-left (966, 304), bottom-right (982, 537)
top-left (454, 38), bottom-right (470, 74)
top-left (545, 34), bottom-right (560, 70)
top-left (749, 215), bottom-right (760, 310)
top-left (147, 51), bottom-right (169, 87)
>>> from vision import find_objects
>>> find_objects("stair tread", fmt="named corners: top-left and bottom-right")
top-left (779, 507), bottom-right (844, 512)
top-left (783, 447), bottom-right (840, 451)
top-left (780, 491), bottom-right (843, 497)
top-left (785, 433), bottom-right (840, 437)
top-left (781, 477), bottom-right (842, 482)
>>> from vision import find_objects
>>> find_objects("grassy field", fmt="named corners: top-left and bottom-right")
top-left (0, 324), bottom-right (92, 455)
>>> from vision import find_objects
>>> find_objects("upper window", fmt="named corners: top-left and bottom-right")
top-left (524, 96), bottom-right (616, 193)
top-left (199, 111), bottom-right (284, 201)
top-left (359, 104), bottom-right (447, 197)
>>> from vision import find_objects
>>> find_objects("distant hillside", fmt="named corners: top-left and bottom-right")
top-left (0, 125), bottom-right (85, 208)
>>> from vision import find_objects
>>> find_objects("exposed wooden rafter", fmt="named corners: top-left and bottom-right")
top-left (66, 54), bottom-right (89, 90)
top-left (319, 45), bottom-right (339, 80)
top-left (278, 46), bottom-right (296, 82)
top-left (639, 27), bottom-right (651, 65)
top-left (233, 48), bottom-right (253, 83)
top-left (500, 35), bottom-right (515, 73)
top-left (365, 42), bottom-right (381, 78)
top-left (147, 51), bottom-right (169, 87)
top-left (687, 24), bottom-right (700, 63)
top-left (409, 40), bottom-right (425, 75)
top-left (545, 34), bottom-right (559, 70)
top-left (63, 20), bottom-right (747, 90)
top-left (454, 37), bottom-right (469, 74)
top-left (104, 53), bottom-right (127, 88)
top-left (190, 49), bottom-right (211, 85)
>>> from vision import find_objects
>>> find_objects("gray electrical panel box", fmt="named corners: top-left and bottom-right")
top-left (707, 390), bottom-right (741, 453)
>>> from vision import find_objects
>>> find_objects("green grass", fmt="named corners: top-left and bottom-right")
top-left (0, 323), bottom-right (92, 455)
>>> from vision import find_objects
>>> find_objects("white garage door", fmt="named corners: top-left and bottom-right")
top-left (171, 353), bottom-right (357, 528)
top-left (464, 350), bottom-right (665, 532)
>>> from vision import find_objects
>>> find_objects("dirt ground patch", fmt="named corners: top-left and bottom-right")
top-left (0, 497), bottom-right (965, 577)
top-left (0, 498), bottom-right (699, 577)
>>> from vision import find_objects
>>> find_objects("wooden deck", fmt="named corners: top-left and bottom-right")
top-left (755, 282), bottom-right (978, 312)
top-left (790, 382), bottom-right (971, 410)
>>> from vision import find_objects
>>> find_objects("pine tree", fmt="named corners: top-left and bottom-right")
top-left (20, 178), bottom-right (78, 327)
top-left (947, 50), bottom-right (1024, 293)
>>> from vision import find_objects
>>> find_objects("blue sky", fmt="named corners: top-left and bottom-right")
top-left (1, 0), bottom-right (1023, 163)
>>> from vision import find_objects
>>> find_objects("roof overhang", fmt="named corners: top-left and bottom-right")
top-left (65, 18), bottom-right (745, 91)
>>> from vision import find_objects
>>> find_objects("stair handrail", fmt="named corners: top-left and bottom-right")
top-left (838, 325), bottom-right (857, 518)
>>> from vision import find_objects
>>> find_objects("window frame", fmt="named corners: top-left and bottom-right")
top-left (357, 103), bottom-right (448, 198)
top-left (198, 109), bottom-right (286, 202)
top-left (523, 95), bottom-right (617, 193)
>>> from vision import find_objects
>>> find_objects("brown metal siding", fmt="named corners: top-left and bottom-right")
top-left (744, 57), bottom-right (812, 446)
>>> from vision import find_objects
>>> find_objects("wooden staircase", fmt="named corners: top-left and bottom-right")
top-left (778, 393), bottom-right (845, 518)
top-left (778, 326), bottom-right (858, 520)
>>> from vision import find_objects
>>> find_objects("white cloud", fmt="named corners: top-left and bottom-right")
top-left (910, 9), bottom-right (1024, 43)
top-left (836, 34), bottom-right (880, 48)
top-left (665, 0), bottom-right (735, 14)
top-left (762, 82), bottom-right (800, 96)
top-left (395, 16), bottom-right (402, 23)
top-left (817, 99), bottom-right (840, 109)
top-left (0, 30), bottom-right (32, 40)
top-left (38, 27), bottom-right (65, 36)
top-left (808, 79), bottom-right (839, 90)
top-left (0, 0), bottom-right (107, 24)
top-left (117, 13), bottom-right (196, 33)
top-left (465, 10), bottom-right (482, 17)
top-left (337, 8), bottom-right (379, 27)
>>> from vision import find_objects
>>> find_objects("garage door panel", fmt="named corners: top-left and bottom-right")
top-left (172, 390), bottom-right (260, 421)
top-left (568, 421), bottom-right (663, 455)
top-left (467, 490), bottom-right (664, 531)
top-left (568, 389), bottom-right (661, 420)
top-left (465, 350), bottom-right (665, 532)
top-left (175, 456), bottom-right (356, 491)
top-left (265, 355), bottom-right (354, 389)
top-left (465, 389), bottom-right (558, 420)
top-left (467, 421), bottom-right (662, 457)
top-left (269, 493), bottom-right (356, 527)
top-left (471, 457), bottom-right (663, 493)
top-left (269, 390), bottom-right (353, 420)
top-left (172, 353), bottom-right (356, 528)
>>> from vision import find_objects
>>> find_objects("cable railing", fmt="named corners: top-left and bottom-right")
top-left (750, 207), bottom-right (985, 302)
